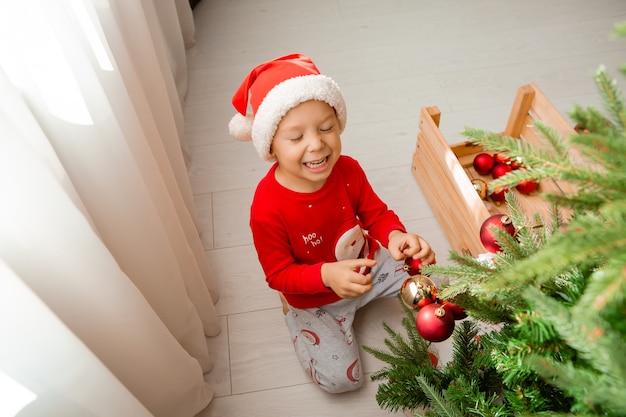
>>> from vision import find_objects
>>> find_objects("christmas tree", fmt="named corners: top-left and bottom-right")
top-left (364, 22), bottom-right (626, 416)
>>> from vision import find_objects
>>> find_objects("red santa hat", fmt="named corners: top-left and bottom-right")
top-left (228, 53), bottom-right (347, 161)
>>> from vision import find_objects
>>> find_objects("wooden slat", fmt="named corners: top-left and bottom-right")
top-left (528, 83), bottom-right (575, 136)
top-left (414, 138), bottom-right (477, 254)
top-left (413, 107), bottom-right (490, 256)
top-left (503, 85), bottom-right (535, 137)
top-left (452, 141), bottom-right (484, 158)
top-left (418, 108), bottom-right (490, 228)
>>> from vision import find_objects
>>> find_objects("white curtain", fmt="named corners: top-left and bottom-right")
top-left (0, 1), bottom-right (220, 416)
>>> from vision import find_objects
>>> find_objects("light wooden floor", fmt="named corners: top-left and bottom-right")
top-left (184, 1), bottom-right (626, 415)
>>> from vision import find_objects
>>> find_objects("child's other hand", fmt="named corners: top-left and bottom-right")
top-left (387, 230), bottom-right (436, 265)
top-left (321, 259), bottom-right (377, 299)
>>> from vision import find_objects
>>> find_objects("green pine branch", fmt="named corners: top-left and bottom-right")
top-left (415, 376), bottom-right (464, 417)
top-left (367, 23), bottom-right (626, 416)
top-left (462, 128), bottom-right (574, 177)
top-left (593, 65), bottom-right (626, 129)
top-left (485, 201), bottom-right (626, 291)
top-left (526, 355), bottom-right (625, 415)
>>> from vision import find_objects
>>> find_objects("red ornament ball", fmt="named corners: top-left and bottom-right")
top-left (417, 296), bottom-right (433, 309)
top-left (516, 179), bottom-right (539, 194)
top-left (510, 157), bottom-right (523, 169)
top-left (403, 257), bottom-right (437, 276)
top-left (403, 257), bottom-right (422, 276)
top-left (428, 351), bottom-right (439, 368)
top-left (479, 214), bottom-right (516, 253)
top-left (472, 153), bottom-right (495, 175)
top-left (574, 124), bottom-right (590, 134)
top-left (415, 303), bottom-right (455, 342)
top-left (489, 187), bottom-right (508, 202)
top-left (441, 300), bottom-right (467, 320)
top-left (491, 163), bottom-right (513, 179)
top-left (493, 152), bottom-right (511, 165)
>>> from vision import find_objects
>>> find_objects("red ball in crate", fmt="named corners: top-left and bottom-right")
top-left (516, 179), bottom-right (539, 194)
top-left (489, 187), bottom-right (508, 202)
top-left (493, 152), bottom-right (511, 165)
top-left (479, 214), bottom-right (516, 253)
top-left (491, 163), bottom-right (513, 179)
top-left (510, 157), bottom-right (523, 170)
top-left (472, 153), bottom-right (495, 175)
top-left (415, 303), bottom-right (455, 342)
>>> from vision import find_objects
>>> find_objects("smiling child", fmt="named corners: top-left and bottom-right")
top-left (229, 53), bottom-right (435, 393)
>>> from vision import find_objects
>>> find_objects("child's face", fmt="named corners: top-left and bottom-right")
top-left (270, 100), bottom-right (342, 192)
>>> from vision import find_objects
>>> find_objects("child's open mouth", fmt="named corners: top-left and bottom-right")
top-left (304, 156), bottom-right (329, 169)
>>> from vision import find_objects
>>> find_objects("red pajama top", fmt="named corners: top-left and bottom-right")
top-left (250, 155), bottom-right (406, 308)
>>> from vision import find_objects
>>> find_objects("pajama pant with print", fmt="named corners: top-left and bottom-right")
top-left (284, 247), bottom-right (409, 393)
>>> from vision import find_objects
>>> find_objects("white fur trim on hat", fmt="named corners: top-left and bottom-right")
top-left (251, 74), bottom-right (347, 161)
top-left (228, 113), bottom-right (254, 142)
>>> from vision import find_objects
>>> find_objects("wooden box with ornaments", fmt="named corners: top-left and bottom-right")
top-left (412, 83), bottom-right (577, 257)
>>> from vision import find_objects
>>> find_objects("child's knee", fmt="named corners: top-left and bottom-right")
top-left (309, 358), bottom-right (364, 394)
top-left (320, 375), bottom-right (363, 394)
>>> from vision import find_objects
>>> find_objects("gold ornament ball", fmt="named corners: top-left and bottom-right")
top-left (400, 275), bottom-right (437, 310)
top-left (472, 178), bottom-right (488, 200)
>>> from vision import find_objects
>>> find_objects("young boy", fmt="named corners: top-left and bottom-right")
top-left (228, 53), bottom-right (436, 394)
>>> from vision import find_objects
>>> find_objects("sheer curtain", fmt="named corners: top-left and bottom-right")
top-left (0, 1), bottom-right (219, 416)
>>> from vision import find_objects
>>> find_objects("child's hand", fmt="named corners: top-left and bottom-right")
top-left (321, 258), bottom-right (377, 298)
top-left (388, 230), bottom-right (436, 265)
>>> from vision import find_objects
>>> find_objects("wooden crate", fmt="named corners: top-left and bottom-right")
top-left (412, 83), bottom-right (576, 256)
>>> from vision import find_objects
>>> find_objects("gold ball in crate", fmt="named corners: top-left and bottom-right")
top-left (400, 275), bottom-right (438, 310)
top-left (471, 178), bottom-right (488, 200)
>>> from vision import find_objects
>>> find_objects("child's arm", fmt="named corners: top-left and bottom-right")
top-left (343, 159), bottom-right (436, 264)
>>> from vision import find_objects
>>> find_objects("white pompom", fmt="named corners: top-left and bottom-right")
top-left (228, 113), bottom-right (253, 141)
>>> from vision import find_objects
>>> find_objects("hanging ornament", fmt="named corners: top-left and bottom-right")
top-left (441, 299), bottom-right (467, 320)
top-left (415, 303), bottom-right (455, 342)
top-left (428, 347), bottom-right (439, 368)
top-left (403, 257), bottom-right (437, 276)
top-left (403, 257), bottom-right (422, 276)
top-left (479, 214), bottom-right (516, 253)
top-left (472, 153), bottom-right (495, 175)
top-left (399, 275), bottom-right (437, 310)
top-left (471, 178), bottom-right (488, 200)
